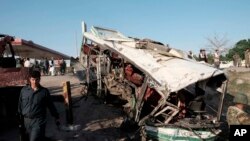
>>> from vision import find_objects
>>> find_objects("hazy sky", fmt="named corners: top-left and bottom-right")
top-left (1, 0), bottom-right (250, 57)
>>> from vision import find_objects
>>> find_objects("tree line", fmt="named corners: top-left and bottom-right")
top-left (226, 39), bottom-right (250, 61)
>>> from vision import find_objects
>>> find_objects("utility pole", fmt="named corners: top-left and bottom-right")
top-left (75, 31), bottom-right (78, 58)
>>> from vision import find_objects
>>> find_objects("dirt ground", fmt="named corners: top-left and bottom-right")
top-left (42, 74), bottom-right (128, 141)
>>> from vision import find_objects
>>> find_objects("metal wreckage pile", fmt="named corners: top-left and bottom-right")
top-left (79, 23), bottom-right (228, 140)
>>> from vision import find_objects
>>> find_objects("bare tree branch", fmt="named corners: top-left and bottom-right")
top-left (205, 33), bottom-right (230, 53)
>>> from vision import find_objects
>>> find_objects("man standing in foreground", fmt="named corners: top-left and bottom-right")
top-left (18, 70), bottom-right (60, 141)
top-left (227, 93), bottom-right (250, 126)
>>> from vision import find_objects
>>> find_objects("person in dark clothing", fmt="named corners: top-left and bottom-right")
top-left (198, 49), bottom-right (208, 63)
top-left (44, 58), bottom-right (49, 75)
top-left (60, 58), bottom-right (66, 75)
top-left (18, 70), bottom-right (60, 141)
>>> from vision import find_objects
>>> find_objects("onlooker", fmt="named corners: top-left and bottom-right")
top-left (50, 57), bottom-right (54, 67)
top-left (18, 70), bottom-right (60, 141)
top-left (199, 49), bottom-right (208, 63)
top-left (24, 58), bottom-right (32, 68)
top-left (188, 51), bottom-right (194, 60)
top-left (233, 53), bottom-right (241, 67)
top-left (49, 65), bottom-right (56, 76)
top-left (60, 58), bottom-right (66, 75)
top-left (32, 60), bottom-right (40, 71)
top-left (244, 48), bottom-right (250, 68)
top-left (213, 49), bottom-right (220, 68)
top-left (44, 58), bottom-right (49, 75)
top-left (39, 58), bottom-right (45, 75)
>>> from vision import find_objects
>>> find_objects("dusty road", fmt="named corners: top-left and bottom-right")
top-left (43, 74), bottom-right (127, 141)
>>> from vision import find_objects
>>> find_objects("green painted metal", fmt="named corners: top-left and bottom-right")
top-left (145, 126), bottom-right (218, 141)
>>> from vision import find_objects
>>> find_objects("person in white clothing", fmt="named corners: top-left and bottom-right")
top-left (213, 49), bottom-right (220, 68)
top-left (24, 58), bottom-right (32, 68)
top-left (49, 65), bottom-right (56, 76)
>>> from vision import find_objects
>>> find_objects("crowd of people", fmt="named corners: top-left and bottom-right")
top-left (229, 49), bottom-right (250, 68)
top-left (188, 47), bottom-right (250, 69)
top-left (188, 48), bottom-right (221, 68)
top-left (16, 57), bottom-right (67, 76)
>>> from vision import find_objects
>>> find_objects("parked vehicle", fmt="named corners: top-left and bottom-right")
top-left (80, 24), bottom-right (228, 140)
top-left (0, 34), bottom-right (29, 119)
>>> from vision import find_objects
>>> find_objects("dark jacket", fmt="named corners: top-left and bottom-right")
top-left (18, 85), bottom-right (59, 121)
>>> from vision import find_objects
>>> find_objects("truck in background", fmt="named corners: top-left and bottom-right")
top-left (0, 34), bottom-right (29, 123)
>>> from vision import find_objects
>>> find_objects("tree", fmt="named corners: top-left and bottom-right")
top-left (226, 39), bottom-right (250, 60)
top-left (205, 33), bottom-right (230, 53)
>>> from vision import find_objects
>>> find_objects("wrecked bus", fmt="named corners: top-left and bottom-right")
top-left (80, 24), bottom-right (227, 140)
